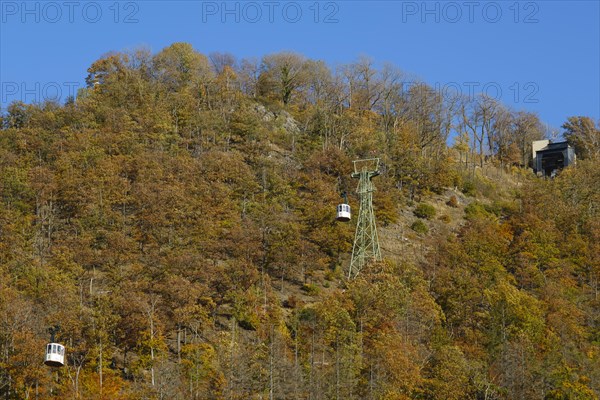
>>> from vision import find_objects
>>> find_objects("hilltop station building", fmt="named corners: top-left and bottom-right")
top-left (532, 140), bottom-right (576, 177)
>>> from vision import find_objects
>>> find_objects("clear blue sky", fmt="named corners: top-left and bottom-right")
top-left (1, 0), bottom-right (599, 132)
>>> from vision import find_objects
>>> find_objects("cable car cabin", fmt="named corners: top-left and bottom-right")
top-left (336, 204), bottom-right (351, 222)
top-left (44, 343), bottom-right (65, 367)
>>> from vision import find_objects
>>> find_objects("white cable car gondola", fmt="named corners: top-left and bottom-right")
top-left (336, 192), bottom-right (351, 222)
top-left (44, 343), bottom-right (65, 367)
top-left (336, 204), bottom-right (351, 222)
top-left (44, 326), bottom-right (65, 367)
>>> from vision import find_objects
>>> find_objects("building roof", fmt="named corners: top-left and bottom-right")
top-left (536, 141), bottom-right (571, 153)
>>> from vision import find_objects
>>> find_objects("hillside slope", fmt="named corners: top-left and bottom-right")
top-left (0, 44), bottom-right (598, 399)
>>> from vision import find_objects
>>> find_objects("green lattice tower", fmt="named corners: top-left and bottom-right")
top-left (348, 158), bottom-right (382, 279)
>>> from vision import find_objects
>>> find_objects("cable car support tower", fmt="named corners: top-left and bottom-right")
top-left (348, 158), bottom-right (382, 279)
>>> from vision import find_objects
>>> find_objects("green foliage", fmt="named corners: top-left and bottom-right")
top-left (411, 219), bottom-right (429, 234)
top-left (464, 200), bottom-right (517, 222)
top-left (461, 180), bottom-right (477, 196)
top-left (301, 283), bottom-right (320, 296)
top-left (414, 203), bottom-right (436, 219)
top-left (464, 201), bottom-right (495, 220)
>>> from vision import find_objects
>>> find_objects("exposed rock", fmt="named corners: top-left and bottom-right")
top-left (254, 104), bottom-right (276, 122)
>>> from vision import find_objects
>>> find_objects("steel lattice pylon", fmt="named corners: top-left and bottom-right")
top-left (348, 158), bottom-right (382, 279)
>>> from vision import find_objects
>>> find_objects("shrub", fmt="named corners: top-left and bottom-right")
top-left (451, 170), bottom-right (463, 189)
top-left (464, 202), bottom-right (493, 220)
top-left (446, 195), bottom-right (459, 208)
top-left (438, 214), bottom-right (451, 224)
top-left (302, 283), bottom-right (320, 296)
top-left (283, 295), bottom-right (299, 309)
top-left (478, 179), bottom-right (498, 199)
top-left (462, 181), bottom-right (476, 197)
top-left (414, 203), bottom-right (436, 219)
top-left (411, 220), bottom-right (429, 234)
top-left (375, 191), bottom-right (399, 226)
top-left (491, 200), bottom-right (519, 217)
top-left (238, 313), bottom-right (259, 331)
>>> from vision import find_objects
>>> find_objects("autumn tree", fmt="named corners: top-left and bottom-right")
top-left (562, 116), bottom-right (600, 160)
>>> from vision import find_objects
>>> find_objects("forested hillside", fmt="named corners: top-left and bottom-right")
top-left (1, 43), bottom-right (599, 399)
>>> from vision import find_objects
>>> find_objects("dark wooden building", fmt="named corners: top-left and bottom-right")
top-left (533, 141), bottom-right (576, 177)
